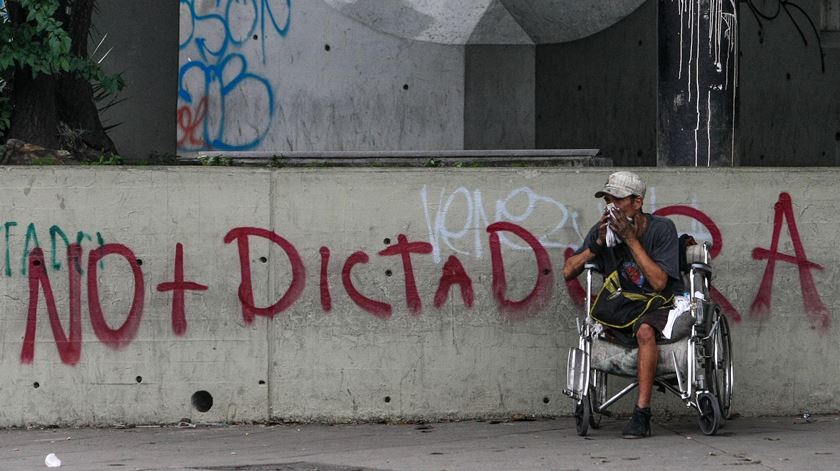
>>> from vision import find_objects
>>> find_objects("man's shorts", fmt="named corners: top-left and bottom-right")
top-left (633, 306), bottom-right (674, 338)
top-left (603, 296), bottom-right (692, 346)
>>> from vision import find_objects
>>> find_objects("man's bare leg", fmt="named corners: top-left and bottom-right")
top-left (636, 323), bottom-right (657, 407)
top-left (623, 323), bottom-right (657, 438)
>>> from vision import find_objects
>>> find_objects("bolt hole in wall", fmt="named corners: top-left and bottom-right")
top-left (136, 259), bottom-right (143, 266)
top-left (383, 238), bottom-right (391, 245)
top-left (136, 376), bottom-right (142, 383)
top-left (33, 382), bottom-right (39, 389)
top-left (543, 397), bottom-right (550, 404)
top-left (402, 84), bottom-right (409, 90)
top-left (191, 391), bottom-right (213, 413)
top-left (385, 269), bottom-right (392, 277)
top-left (384, 396), bottom-right (391, 403)
top-left (258, 380), bottom-right (266, 385)
top-left (259, 256), bottom-right (268, 263)
top-left (324, 44), bottom-right (330, 51)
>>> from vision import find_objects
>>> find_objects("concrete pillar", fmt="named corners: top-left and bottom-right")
top-left (657, 0), bottom-right (738, 166)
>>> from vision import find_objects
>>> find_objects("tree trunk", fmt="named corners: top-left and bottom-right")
top-left (6, 0), bottom-right (117, 156)
top-left (4, 2), bottom-right (58, 148)
top-left (7, 70), bottom-right (60, 149)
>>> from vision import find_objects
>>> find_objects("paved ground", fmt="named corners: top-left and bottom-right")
top-left (0, 414), bottom-right (837, 471)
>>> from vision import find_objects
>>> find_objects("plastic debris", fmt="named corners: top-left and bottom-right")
top-left (45, 453), bottom-right (61, 468)
top-left (804, 411), bottom-right (812, 423)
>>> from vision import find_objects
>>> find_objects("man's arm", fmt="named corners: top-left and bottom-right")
top-left (563, 214), bottom-right (608, 281)
top-left (611, 214), bottom-right (669, 293)
top-left (563, 245), bottom-right (600, 280)
top-left (624, 237), bottom-right (669, 293)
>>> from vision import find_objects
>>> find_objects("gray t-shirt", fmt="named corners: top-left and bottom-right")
top-left (575, 213), bottom-right (684, 297)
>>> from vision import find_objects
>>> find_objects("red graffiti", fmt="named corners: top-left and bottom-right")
top-left (653, 206), bottom-right (723, 258)
top-left (87, 244), bottom-right (145, 349)
top-left (20, 245), bottom-right (83, 365)
top-left (224, 227), bottom-right (306, 324)
top-left (319, 246), bottom-right (332, 312)
top-left (487, 222), bottom-right (554, 318)
top-left (342, 251), bottom-right (392, 319)
top-left (177, 97), bottom-right (208, 148)
top-left (563, 247), bottom-right (587, 309)
top-left (24, 194), bottom-right (832, 367)
top-left (654, 205), bottom-right (741, 324)
top-left (18, 224), bottom-right (580, 365)
top-left (433, 255), bottom-right (474, 309)
top-left (156, 243), bottom-right (209, 336)
top-left (750, 192), bottom-right (831, 331)
top-left (378, 234), bottom-right (433, 314)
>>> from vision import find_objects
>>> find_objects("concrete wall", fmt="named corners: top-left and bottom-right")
top-left (95, 1), bottom-right (840, 163)
top-left (739, 0), bottom-right (840, 165)
top-left (177, 0), bottom-right (464, 155)
top-left (536, 0), bottom-right (840, 166)
top-left (2, 167), bottom-right (839, 426)
top-left (536, 0), bottom-right (657, 166)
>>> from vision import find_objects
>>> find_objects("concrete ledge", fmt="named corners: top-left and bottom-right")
top-left (192, 149), bottom-right (610, 167)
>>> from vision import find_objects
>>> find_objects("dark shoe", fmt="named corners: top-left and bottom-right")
top-left (622, 406), bottom-right (652, 438)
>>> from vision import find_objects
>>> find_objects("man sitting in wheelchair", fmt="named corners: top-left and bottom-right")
top-left (563, 171), bottom-right (685, 438)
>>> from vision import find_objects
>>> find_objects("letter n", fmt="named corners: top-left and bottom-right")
top-left (20, 245), bottom-right (83, 365)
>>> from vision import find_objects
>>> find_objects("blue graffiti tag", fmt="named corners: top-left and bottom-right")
top-left (178, 0), bottom-right (290, 152)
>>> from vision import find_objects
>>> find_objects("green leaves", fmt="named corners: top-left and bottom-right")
top-left (0, 0), bottom-right (72, 76)
top-left (0, 0), bottom-right (124, 136)
top-left (0, 0), bottom-right (124, 83)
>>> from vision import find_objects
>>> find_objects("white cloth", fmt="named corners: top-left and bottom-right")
top-left (606, 225), bottom-right (620, 247)
top-left (661, 295), bottom-right (691, 340)
top-left (605, 203), bottom-right (621, 247)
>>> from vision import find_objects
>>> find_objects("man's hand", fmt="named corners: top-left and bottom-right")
top-left (609, 207), bottom-right (641, 242)
top-left (596, 210), bottom-right (609, 247)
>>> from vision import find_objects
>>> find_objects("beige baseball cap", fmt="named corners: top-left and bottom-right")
top-left (594, 171), bottom-right (646, 199)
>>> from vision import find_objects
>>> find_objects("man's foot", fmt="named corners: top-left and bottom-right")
top-left (622, 406), bottom-right (652, 438)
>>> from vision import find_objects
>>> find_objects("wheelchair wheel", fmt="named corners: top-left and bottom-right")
top-left (705, 308), bottom-right (733, 420)
top-left (712, 313), bottom-right (733, 419)
top-left (574, 396), bottom-right (591, 436)
top-left (589, 370), bottom-right (607, 429)
top-left (697, 392), bottom-right (722, 436)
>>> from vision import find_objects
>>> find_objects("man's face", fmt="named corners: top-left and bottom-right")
top-left (604, 194), bottom-right (643, 218)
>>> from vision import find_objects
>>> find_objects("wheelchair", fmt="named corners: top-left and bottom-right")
top-left (562, 241), bottom-right (733, 436)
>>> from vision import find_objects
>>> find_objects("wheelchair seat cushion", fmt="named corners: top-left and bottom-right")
top-left (590, 335), bottom-right (689, 378)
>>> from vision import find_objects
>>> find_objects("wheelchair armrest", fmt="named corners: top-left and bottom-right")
top-left (584, 262), bottom-right (603, 274)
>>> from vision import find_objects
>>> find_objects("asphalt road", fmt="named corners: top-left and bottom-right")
top-left (0, 414), bottom-right (836, 470)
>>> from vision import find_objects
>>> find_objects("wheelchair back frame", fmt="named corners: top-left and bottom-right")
top-left (563, 241), bottom-right (733, 436)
